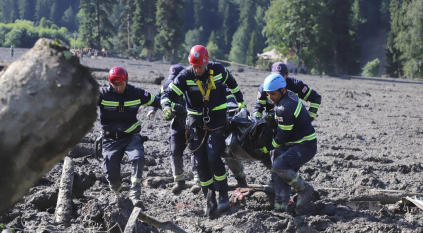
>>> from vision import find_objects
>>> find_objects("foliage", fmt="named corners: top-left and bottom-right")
top-left (0, 20), bottom-right (70, 47)
top-left (362, 58), bottom-right (380, 77)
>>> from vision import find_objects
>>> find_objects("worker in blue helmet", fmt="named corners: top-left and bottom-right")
top-left (256, 73), bottom-right (317, 213)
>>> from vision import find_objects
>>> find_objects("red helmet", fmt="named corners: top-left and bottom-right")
top-left (108, 66), bottom-right (128, 85)
top-left (188, 45), bottom-right (209, 65)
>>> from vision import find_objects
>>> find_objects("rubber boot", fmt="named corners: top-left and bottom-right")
top-left (171, 180), bottom-right (185, 193)
top-left (190, 174), bottom-right (201, 193)
top-left (217, 192), bottom-right (230, 213)
top-left (235, 176), bottom-right (248, 188)
top-left (274, 203), bottom-right (288, 212)
top-left (290, 176), bottom-right (314, 209)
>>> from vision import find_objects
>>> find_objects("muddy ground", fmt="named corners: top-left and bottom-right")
top-left (1, 47), bottom-right (423, 232)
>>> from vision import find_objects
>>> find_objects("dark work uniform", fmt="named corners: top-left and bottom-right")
top-left (161, 62), bottom-right (244, 198)
top-left (150, 66), bottom-right (188, 183)
top-left (253, 76), bottom-right (322, 119)
top-left (267, 90), bottom-right (317, 209)
top-left (98, 83), bottom-right (160, 199)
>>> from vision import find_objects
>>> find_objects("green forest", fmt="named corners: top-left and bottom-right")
top-left (0, 0), bottom-right (422, 78)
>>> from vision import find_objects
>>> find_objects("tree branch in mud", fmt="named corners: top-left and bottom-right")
top-left (54, 157), bottom-right (74, 226)
top-left (124, 207), bottom-right (187, 233)
top-left (0, 38), bottom-right (99, 215)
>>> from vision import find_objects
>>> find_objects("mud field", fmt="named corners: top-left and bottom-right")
top-left (1, 47), bottom-right (423, 232)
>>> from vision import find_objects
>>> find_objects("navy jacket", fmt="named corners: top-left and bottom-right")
top-left (98, 83), bottom-right (160, 134)
top-left (253, 76), bottom-right (321, 118)
top-left (161, 62), bottom-right (243, 128)
top-left (266, 90), bottom-right (316, 151)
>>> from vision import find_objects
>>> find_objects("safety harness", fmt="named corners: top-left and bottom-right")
top-left (186, 69), bottom-right (225, 152)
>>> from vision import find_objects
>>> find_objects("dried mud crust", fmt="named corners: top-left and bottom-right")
top-left (1, 49), bottom-right (423, 232)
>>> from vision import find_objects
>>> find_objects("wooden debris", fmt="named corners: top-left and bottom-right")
top-left (54, 157), bottom-right (75, 226)
top-left (124, 207), bottom-right (187, 233)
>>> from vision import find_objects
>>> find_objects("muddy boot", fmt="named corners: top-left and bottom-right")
top-left (190, 174), bottom-right (201, 193)
top-left (217, 192), bottom-right (230, 213)
top-left (171, 180), bottom-right (185, 193)
top-left (274, 203), bottom-right (288, 212)
top-left (290, 177), bottom-right (314, 209)
top-left (203, 190), bottom-right (217, 217)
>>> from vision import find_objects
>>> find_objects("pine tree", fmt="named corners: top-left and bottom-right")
top-left (245, 31), bottom-right (258, 66)
top-left (220, 0), bottom-right (238, 52)
top-left (155, 0), bottom-right (184, 63)
top-left (18, 0), bottom-right (36, 21)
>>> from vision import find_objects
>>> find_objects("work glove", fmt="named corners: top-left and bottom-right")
top-left (252, 111), bottom-right (263, 120)
top-left (308, 108), bottom-right (318, 122)
top-left (146, 110), bottom-right (156, 120)
top-left (264, 112), bottom-right (277, 128)
top-left (162, 106), bottom-right (174, 121)
top-left (172, 103), bottom-right (187, 119)
top-left (254, 146), bottom-right (269, 156)
top-left (238, 102), bottom-right (246, 109)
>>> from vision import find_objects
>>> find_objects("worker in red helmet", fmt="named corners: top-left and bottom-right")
top-left (161, 45), bottom-right (246, 216)
top-left (98, 66), bottom-right (161, 206)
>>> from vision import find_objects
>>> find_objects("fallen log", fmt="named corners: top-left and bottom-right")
top-left (124, 207), bottom-right (187, 233)
top-left (0, 38), bottom-right (99, 215)
top-left (54, 157), bottom-right (74, 226)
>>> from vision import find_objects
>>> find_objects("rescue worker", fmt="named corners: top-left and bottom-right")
top-left (161, 45), bottom-right (246, 214)
top-left (147, 64), bottom-right (190, 193)
top-left (256, 73), bottom-right (317, 212)
top-left (148, 65), bottom-right (248, 194)
top-left (10, 46), bottom-right (14, 58)
top-left (252, 62), bottom-right (321, 121)
top-left (98, 66), bottom-right (161, 206)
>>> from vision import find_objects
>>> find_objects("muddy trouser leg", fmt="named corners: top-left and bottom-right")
top-left (224, 158), bottom-right (245, 180)
top-left (207, 129), bottom-right (230, 212)
top-left (102, 137), bottom-right (126, 193)
top-left (272, 140), bottom-right (317, 208)
top-left (190, 128), bottom-right (215, 200)
top-left (170, 121), bottom-right (187, 182)
top-left (191, 153), bottom-right (199, 182)
top-left (125, 135), bottom-right (146, 199)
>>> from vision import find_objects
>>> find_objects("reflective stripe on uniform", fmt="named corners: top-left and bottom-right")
top-left (258, 99), bottom-right (266, 105)
top-left (161, 98), bottom-right (170, 105)
top-left (214, 173), bottom-right (227, 181)
top-left (101, 100), bottom-right (119, 106)
top-left (294, 100), bottom-right (302, 118)
top-left (287, 173), bottom-right (300, 185)
top-left (309, 111), bottom-right (317, 118)
top-left (143, 94), bottom-right (155, 106)
top-left (187, 110), bottom-right (202, 115)
top-left (223, 72), bottom-right (229, 84)
top-left (201, 178), bottom-right (214, 186)
top-left (125, 99), bottom-right (141, 106)
top-left (186, 80), bottom-right (197, 86)
top-left (285, 132), bottom-right (316, 145)
top-left (213, 73), bottom-right (223, 82)
top-left (310, 103), bottom-right (320, 109)
top-left (304, 88), bottom-right (312, 101)
top-left (124, 121), bottom-right (140, 133)
top-left (230, 86), bottom-right (240, 93)
top-left (131, 177), bottom-right (141, 184)
top-left (272, 139), bottom-right (281, 148)
top-left (212, 103), bottom-right (227, 111)
top-left (278, 124), bottom-right (293, 130)
top-left (226, 94), bottom-right (235, 99)
top-left (169, 83), bottom-right (183, 96)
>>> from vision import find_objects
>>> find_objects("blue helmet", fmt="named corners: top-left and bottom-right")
top-left (263, 73), bottom-right (286, 92)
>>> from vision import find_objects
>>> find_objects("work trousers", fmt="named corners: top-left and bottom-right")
top-left (189, 127), bottom-right (228, 198)
top-left (169, 119), bottom-right (187, 182)
top-left (271, 139), bottom-right (317, 205)
top-left (102, 134), bottom-right (145, 198)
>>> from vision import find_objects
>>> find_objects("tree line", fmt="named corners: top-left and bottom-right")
top-left (0, 0), bottom-right (422, 78)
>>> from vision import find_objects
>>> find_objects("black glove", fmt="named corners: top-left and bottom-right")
top-left (172, 103), bottom-right (187, 119)
top-left (264, 112), bottom-right (277, 128)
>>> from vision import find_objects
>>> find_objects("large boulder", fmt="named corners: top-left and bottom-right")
top-left (0, 38), bottom-right (99, 215)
